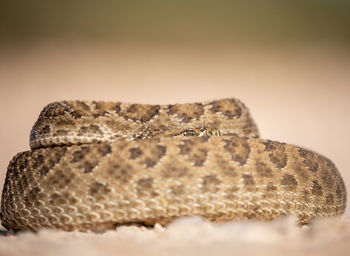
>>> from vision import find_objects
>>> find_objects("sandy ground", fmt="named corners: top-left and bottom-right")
top-left (0, 42), bottom-right (349, 255)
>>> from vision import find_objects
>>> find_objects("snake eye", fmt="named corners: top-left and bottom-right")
top-left (205, 129), bottom-right (220, 136)
top-left (183, 130), bottom-right (197, 136)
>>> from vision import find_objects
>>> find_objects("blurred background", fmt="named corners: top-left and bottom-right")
top-left (0, 0), bottom-right (349, 214)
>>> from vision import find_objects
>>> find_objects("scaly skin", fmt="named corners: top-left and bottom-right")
top-left (0, 99), bottom-right (346, 232)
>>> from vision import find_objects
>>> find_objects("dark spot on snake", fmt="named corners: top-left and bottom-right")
top-left (201, 136), bottom-right (210, 142)
top-left (281, 174), bottom-right (298, 191)
top-left (214, 154), bottom-right (237, 177)
top-left (137, 178), bottom-right (154, 191)
top-left (89, 124), bottom-right (102, 134)
top-left (311, 180), bottom-right (323, 196)
top-left (300, 189), bottom-right (312, 203)
top-left (39, 166), bottom-right (50, 176)
top-left (129, 147), bottom-right (143, 159)
top-left (38, 147), bottom-right (67, 176)
top-left (323, 156), bottom-right (339, 178)
top-left (209, 99), bottom-right (242, 119)
top-left (76, 101), bottom-right (90, 111)
top-left (320, 167), bottom-right (334, 191)
top-left (265, 183), bottom-right (277, 192)
top-left (104, 157), bottom-right (136, 184)
top-left (71, 110), bottom-right (83, 119)
top-left (24, 187), bottom-right (41, 207)
top-left (202, 175), bottom-right (221, 192)
top-left (56, 129), bottom-right (69, 136)
top-left (89, 182), bottom-right (111, 196)
top-left (114, 103), bottom-right (121, 113)
top-left (336, 181), bottom-right (345, 200)
top-left (92, 111), bottom-right (108, 118)
top-left (162, 161), bottom-right (189, 178)
top-left (80, 125), bottom-right (101, 134)
top-left (326, 193), bottom-right (334, 204)
top-left (125, 104), bottom-right (160, 122)
top-left (97, 144), bottom-right (112, 156)
top-left (178, 140), bottom-right (207, 166)
top-left (33, 154), bottom-right (44, 169)
top-left (71, 146), bottom-right (90, 163)
top-left (142, 145), bottom-right (166, 168)
top-left (256, 160), bottom-right (273, 178)
top-left (143, 158), bottom-right (156, 168)
top-left (298, 148), bottom-right (319, 173)
top-left (170, 185), bottom-right (185, 196)
top-left (168, 103), bottom-right (204, 123)
top-left (223, 136), bottom-right (250, 166)
top-left (291, 164), bottom-right (309, 184)
top-left (41, 125), bottom-right (51, 134)
top-left (242, 174), bottom-right (255, 186)
top-left (156, 145), bottom-right (166, 158)
top-left (262, 140), bottom-right (287, 169)
top-left (83, 161), bottom-right (96, 173)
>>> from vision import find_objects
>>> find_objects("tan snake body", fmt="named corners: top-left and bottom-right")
top-left (0, 99), bottom-right (347, 232)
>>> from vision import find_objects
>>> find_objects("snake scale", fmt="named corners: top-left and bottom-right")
top-left (0, 98), bottom-right (347, 232)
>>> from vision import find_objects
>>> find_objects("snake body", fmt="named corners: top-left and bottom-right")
top-left (0, 99), bottom-right (347, 232)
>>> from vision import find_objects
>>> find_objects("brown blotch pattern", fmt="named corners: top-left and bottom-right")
top-left (24, 187), bottom-right (42, 207)
top-left (336, 179), bottom-right (346, 200)
top-left (290, 163), bottom-right (309, 184)
top-left (65, 101), bottom-right (91, 119)
top-left (214, 154), bottom-right (237, 177)
top-left (298, 148), bottom-right (319, 173)
top-left (170, 185), bottom-right (185, 196)
top-left (224, 186), bottom-right (241, 201)
top-left (223, 137), bottom-right (250, 166)
top-left (265, 183), bottom-right (277, 192)
top-left (34, 147), bottom-right (67, 176)
top-left (281, 174), bottom-right (298, 191)
top-left (145, 145), bottom-right (166, 168)
top-left (161, 160), bottom-right (190, 178)
top-left (137, 178), bottom-right (153, 189)
top-left (130, 144), bottom-right (166, 168)
top-left (104, 158), bottom-right (136, 185)
top-left (97, 144), bottom-right (112, 156)
top-left (120, 104), bottom-right (160, 122)
top-left (92, 101), bottom-right (121, 117)
top-left (262, 140), bottom-right (287, 169)
top-left (242, 174), bottom-right (255, 187)
top-left (300, 189), bottom-right (312, 203)
top-left (167, 103), bottom-right (204, 123)
top-left (71, 146), bottom-right (90, 163)
top-left (178, 139), bottom-right (208, 166)
top-left (129, 147), bottom-right (143, 159)
top-left (256, 160), bottom-right (273, 178)
top-left (311, 180), bottom-right (323, 196)
top-left (209, 99), bottom-right (242, 119)
top-left (325, 193), bottom-right (334, 204)
top-left (79, 124), bottom-right (103, 135)
top-left (71, 145), bottom-right (111, 173)
top-left (41, 125), bottom-right (51, 134)
top-left (45, 169), bottom-right (75, 189)
top-left (202, 175), bottom-right (221, 192)
top-left (89, 182), bottom-right (111, 196)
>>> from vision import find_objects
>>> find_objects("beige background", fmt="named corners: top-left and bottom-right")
top-left (1, 42), bottom-right (349, 216)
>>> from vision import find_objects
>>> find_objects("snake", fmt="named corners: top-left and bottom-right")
top-left (0, 98), bottom-right (347, 232)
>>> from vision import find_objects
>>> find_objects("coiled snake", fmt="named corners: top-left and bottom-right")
top-left (0, 99), bottom-right (347, 232)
